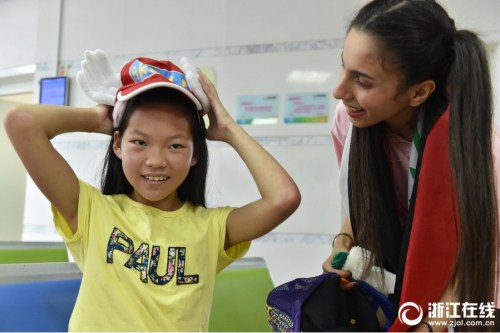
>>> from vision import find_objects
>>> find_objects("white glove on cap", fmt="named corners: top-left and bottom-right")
top-left (180, 57), bottom-right (211, 114)
top-left (76, 49), bottom-right (121, 106)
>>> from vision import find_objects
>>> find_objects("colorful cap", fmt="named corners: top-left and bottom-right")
top-left (113, 58), bottom-right (205, 127)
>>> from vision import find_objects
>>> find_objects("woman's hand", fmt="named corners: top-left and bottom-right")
top-left (197, 70), bottom-right (238, 143)
top-left (322, 249), bottom-right (358, 290)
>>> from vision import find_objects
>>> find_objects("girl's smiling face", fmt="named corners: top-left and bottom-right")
top-left (333, 28), bottom-right (420, 136)
top-left (113, 104), bottom-right (198, 211)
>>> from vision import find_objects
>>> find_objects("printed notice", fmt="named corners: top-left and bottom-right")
top-left (236, 94), bottom-right (279, 125)
top-left (284, 92), bottom-right (329, 123)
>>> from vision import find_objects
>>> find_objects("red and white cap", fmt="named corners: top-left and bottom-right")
top-left (113, 57), bottom-right (208, 127)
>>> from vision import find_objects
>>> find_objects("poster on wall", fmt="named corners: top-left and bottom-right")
top-left (284, 92), bottom-right (329, 124)
top-left (236, 94), bottom-right (279, 125)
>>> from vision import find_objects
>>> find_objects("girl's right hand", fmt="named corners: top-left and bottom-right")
top-left (94, 104), bottom-right (114, 135)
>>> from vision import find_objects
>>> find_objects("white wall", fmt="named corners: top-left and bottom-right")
top-left (0, 99), bottom-right (28, 241)
top-left (0, 0), bottom-right (38, 69)
top-left (2, 0), bottom-right (500, 286)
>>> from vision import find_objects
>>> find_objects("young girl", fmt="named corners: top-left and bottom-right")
top-left (3, 52), bottom-right (301, 331)
top-left (322, 0), bottom-right (499, 331)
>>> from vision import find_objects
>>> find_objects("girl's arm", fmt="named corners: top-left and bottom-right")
top-left (198, 72), bottom-right (301, 249)
top-left (3, 104), bottom-right (111, 233)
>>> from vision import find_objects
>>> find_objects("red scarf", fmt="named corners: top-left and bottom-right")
top-left (389, 108), bottom-right (459, 331)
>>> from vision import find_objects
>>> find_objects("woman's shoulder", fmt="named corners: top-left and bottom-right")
top-left (331, 101), bottom-right (350, 141)
top-left (331, 101), bottom-right (351, 165)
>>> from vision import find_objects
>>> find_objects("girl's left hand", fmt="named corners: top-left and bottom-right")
top-left (197, 70), bottom-right (238, 143)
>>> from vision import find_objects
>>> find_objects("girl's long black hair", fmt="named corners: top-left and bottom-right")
top-left (347, 0), bottom-right (497, 325)
top-left (101, 87), bottom-right (208, 207)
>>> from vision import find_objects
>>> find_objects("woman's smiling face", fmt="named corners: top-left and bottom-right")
top-left (332, 28), bottom-right (419, 134)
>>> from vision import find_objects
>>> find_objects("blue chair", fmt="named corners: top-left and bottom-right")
top-left (0, 262), bottom-right (81, 332)
top-left (0, 257), bottom-right (273, 332)
top-left (0, 279), bottom-right (80, 332)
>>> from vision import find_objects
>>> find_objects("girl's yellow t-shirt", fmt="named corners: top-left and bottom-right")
top-left (53, 179), bottom-right (250, 332)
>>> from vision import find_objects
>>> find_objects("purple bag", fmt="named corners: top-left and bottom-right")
top-left (266, 272), bottom-right (393, 332)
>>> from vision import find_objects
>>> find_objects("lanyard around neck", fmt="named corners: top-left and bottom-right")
top-left (407, 111), bottom-right (424, 205)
